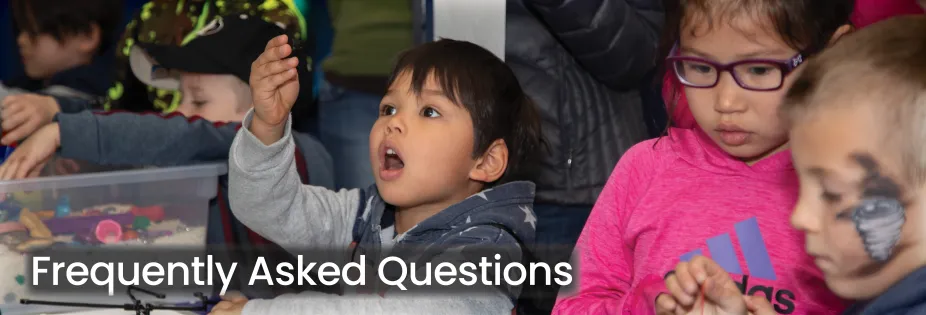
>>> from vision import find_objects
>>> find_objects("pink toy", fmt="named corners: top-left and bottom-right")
top-left (0, 222), bottom-right (26, 234)
top-left (94, 219), bottom-right (123, 244)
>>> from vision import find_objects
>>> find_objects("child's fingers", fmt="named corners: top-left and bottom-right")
top-left (255, 57), bottom-right (298, 82)
top-left (221, 291), bottom-right (247, 302)
top-left (263, 34), bottom-right (288, 53)
top-left (212, 300), bottom-right (233, 311)
top-left (687, 255), bottom-right (726, 284)
top-left (261, 68), bottom-right (298, 91)
top-left (0, 100), bottom-right (24, 117)
top-left (252, 39), bottom-right (291, 72)
top-left (0, 158), bottom-right (20, 180)
top-left (2, 119), bottom-right (38, 145)
top-left (15, 155), bottom-right (43, 180)
top-left (1, 94), bottom-right (19, 107)
top-left (744, 295), bottom-right (777, 315)
top-left (654, 294), bottom-right (679, 315)
top-left (673, 261), bottom-right (699, 296)
top-left (664, 274), bottom-right (694, 307)
top-left (1, 108), bottom-right (29, 131)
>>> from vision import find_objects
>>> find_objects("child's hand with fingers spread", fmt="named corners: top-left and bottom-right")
top-left (248, 34), bottom-right (300, 145)
top-left (0, 123), bottom-right (60, 180)
top-left (208, 291), bottom-right (249, 315)
top-left (0, 94), bottom-right (61, 145)
top-left (656, 255), bottom-right (776, 315)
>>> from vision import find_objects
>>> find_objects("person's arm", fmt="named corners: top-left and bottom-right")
top-left (56, 110), bottom-right (240, 165)
top-left (228, 110), bottom-right (359, 250)
top-left (552, 143), bottom-right (660, 314)
top-left (52, 95), bottom-right (103, 113)
top-left (524, 0), bottom-right (664, 90)
top-left (241, 290), bottom-right (510, 315)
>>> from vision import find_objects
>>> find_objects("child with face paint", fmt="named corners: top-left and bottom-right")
top-left (552, 0), bottom-right (856, 314)
top-left (660, 15), bottom-right (926, 315)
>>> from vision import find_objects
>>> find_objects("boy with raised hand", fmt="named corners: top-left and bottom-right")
top-left (215, 35), bottom-right (545, 314)
top-left (657, 15), bottom-right (926, 315)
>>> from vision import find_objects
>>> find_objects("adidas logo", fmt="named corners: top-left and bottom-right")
top-left (677, 217), bottom-right (796, 314)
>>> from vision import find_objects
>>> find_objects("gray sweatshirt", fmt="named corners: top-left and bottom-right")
top-left (228, 110), bottom-right (538, 315)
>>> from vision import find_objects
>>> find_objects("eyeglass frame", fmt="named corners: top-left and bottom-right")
top-left (666, 43), bottom-right (808, 91)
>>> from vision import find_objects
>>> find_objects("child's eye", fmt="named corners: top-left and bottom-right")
top-left (380, 105), bottom-right (397, 116)
top-left (421, 107), bottom-right (441, 118)
top-left (747, 66), bottom-right (774, 76)
top-left (821, 191), bottom-right (842, 203)
top-left (192, 101), bottom-right (207, 108)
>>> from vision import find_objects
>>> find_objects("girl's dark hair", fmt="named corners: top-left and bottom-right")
top-left (386, 39), bottom-right (545, 184)
top-left (655, 0), bottom-right (856, 134)
top-left (12, 0), bottom-right (123, 55)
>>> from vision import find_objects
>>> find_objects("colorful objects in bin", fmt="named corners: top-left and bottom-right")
top-left (0, 197), bottom-right (23, 222)
top-left (123, 229), bottom-right (139, 240)
top-left (133, 216), bottom-right (152, 231)
top-left (131, 205), bottom-right (166, 222)
top-left (56, 195), bottom-right (71, 217)
top-left (11, 190), bottom-right (42, 209)
top-left (95, 219), bottom-right (123, 244)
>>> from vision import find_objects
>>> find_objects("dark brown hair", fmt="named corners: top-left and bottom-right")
top-left (386, 39), bottom-right (545, 184)
top-left (656, 0), bottom-right (856, 133)
top-left (12, 0), bottom-right (123, 55)
top-left (782, 15), bottom-right (926, 185)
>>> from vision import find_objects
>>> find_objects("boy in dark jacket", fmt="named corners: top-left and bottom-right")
top-left (658, 15), bottom-right (926, 315)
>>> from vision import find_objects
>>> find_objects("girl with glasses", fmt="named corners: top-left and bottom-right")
top-left (553, 1), bottom-right (856, 314)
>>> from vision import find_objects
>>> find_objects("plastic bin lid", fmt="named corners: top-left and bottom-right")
top-left (0, 163), bottom-right (228, 193)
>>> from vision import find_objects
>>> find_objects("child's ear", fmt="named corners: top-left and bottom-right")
top-left (829, 24), bottom-right (854, 45)
top-left (76, 23), bottom-right (102, 54)
top-left (469, 139), bottom-right (509, 183)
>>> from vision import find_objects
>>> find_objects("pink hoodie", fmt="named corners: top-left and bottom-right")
top-left (664, 0), bottom-right (924, 129)
top-left (551, 128), bottom-right (847, 315)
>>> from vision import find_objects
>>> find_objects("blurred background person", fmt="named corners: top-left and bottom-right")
top-left (313, 0), bottom-right (414, 190)
top-left (504, 0), bottom-right (664, 313)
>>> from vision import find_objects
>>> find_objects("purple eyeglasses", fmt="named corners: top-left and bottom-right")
top-left (666, 43), bottom-right (807, 91)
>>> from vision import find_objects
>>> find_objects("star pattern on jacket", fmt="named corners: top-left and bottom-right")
top-left (520, 205), bottom-right (536, 230)
top-left (472, 188), bottom-right (494, 201)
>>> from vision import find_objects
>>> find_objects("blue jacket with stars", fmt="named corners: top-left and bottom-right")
top-left (228, 111), bottom-right (539, 315)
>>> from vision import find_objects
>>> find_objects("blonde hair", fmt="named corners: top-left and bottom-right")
top-left (782, 15), bottom-right (926, 186)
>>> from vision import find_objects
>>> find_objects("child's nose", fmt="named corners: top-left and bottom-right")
top-left (714, 73), bottom-right (747, 114)
top-left (16, 33), bottom-right (29, 48)
top-left (385, 116), bottom-right (405, 134)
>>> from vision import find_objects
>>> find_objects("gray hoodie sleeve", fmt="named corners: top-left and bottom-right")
top-left (55, 110), bottom-right (335, 189)
top-left (241, 289), bottom-right (512, 315)
top-left (228, 109), bottom-right (359, 250)
top-left (57, 110), bottom-right (239, 165)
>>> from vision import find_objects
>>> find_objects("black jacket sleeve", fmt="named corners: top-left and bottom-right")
top-left (524, 0), bottom-right (664, 90)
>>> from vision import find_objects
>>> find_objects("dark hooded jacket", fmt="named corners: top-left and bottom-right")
top-left (506, 0), bottom-right (664, 205)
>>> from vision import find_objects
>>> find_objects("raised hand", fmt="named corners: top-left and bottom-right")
top-left (248, 34), bottom-right (300, 145)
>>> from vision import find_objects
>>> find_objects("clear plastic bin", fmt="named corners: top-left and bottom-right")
top-left (0, 163), bottom-right (227, 314)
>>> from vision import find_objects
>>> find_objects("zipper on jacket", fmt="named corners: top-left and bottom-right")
top-left (566, 147), bottom-right (573, 192)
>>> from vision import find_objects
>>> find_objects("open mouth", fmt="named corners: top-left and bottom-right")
top-left (383, 147), bottom-right (405, 171)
